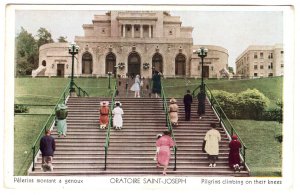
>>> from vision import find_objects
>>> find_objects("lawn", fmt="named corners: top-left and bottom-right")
top-left (14, 115), bottom-right (49, 175)
top-left (231, 120), bottom-right (282, 176)
top-left (163, 76), bottom-right (283, 108)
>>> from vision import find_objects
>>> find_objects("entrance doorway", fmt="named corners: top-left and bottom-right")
top-left (175, 54), bottom-right (186, 76)
top-left (152, 53), bottom-right (163, 73)
top-left (203, 66), bottom-right (209, 78)
top-left (57, 64), bottom-right (65, 77)
top-left (82, 52), bottom-right (93, 74)
top-left (106, 52), bottom-right (116, 76)
top-left (128, 52), bottom-right (141, 78)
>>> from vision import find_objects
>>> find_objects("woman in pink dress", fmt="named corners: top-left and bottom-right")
top-left (156, 131), bottom-right (175, 175)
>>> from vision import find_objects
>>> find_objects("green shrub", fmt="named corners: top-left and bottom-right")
top-left (237, 89), bottom-right (270, 119)
top-left (212, 89), bottom-right (270, 120)
top-left (14, 104), bottom-right (29, 113)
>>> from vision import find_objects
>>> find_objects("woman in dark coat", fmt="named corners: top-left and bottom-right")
top-left (152, 70), bottom-right (161, 98)
top-left (228, 135), bottom-right (242, 171)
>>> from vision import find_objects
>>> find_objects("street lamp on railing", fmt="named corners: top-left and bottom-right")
top-left (194, 47), bottom-right (208, 119)
top-left (194, 47), bottom-right (208, 89)
top-left (68, 43), bottom-right (79, 96)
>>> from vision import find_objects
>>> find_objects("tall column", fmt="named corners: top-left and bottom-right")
top-left (131, 25), bottom-right (134, 38)
top-left (149, 25), bottom-right (152, 38)
top-left (123, 25), bottom-right (125, 37)
top-left (140, 25), bottom-right (143, 38)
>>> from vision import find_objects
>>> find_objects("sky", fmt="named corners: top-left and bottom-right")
top-left (15, 8), bottom-right (283, 69)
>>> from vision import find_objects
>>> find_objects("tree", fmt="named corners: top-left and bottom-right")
top-left (36, 27), bottom-right (54, 48)
top-left (57, 36), bottom-right (68, 43)
top-left (15, 27), bottom-right (38, 76)
top-left (228, 67), bottom-right (235, 74)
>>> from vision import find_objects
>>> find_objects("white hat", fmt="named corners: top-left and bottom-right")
top-left (170, 98), bottom-right (177, 103)
top-left (115, 101), bottom-right (122, 106)
top-left (100, 101), bottom-right (109, 106)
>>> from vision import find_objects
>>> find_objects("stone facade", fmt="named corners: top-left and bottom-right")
top-left (35, 11), bottom-right (229, 78)
top-left (236, 44), bottom-right (284, 78)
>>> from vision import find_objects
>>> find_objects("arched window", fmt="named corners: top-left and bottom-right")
top-left (175, 54), bottom-right (186, 76)
top-left (152, 53), bottom-right (163, 73)
top-left (105, 53), bottom-right (116, 75)
top-left (82, 52), bottom-right (93, 74)
top-left (42, 60), bottom-right (46, 67)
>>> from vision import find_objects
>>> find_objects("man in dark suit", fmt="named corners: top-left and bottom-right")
top-left (40, 129), bottom-right (56, 171)
top-left (183, 90), bottom-right (193, 121)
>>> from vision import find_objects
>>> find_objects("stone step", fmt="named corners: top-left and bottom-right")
top-left (35, 156), bottom-right (229, 161)
top-left (51, 134), bottom-right (228, 140)
top-left (30, 167), bottom-right (238, 173)
top-left (37, 153), bottom-right (230, 158)
top-left (34, 160), bottom-right (230, 167)
top-left (29, 170), bottom-right (249, 176)
top-left (49, 150), bottom-right (230, 155)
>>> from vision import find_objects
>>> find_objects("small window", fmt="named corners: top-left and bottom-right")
top-left (260, 65), bottom-right (264, 69)
top-left (268, 73), bottom-right (273, 77)
top-left (281, 64), bottom-right (284, 68)
top-left (254, 65), bottom-right (258, 70)
top-left (42, 60), bottom-right (46, 67)
top-left (169, 30), bottom-right (173, 35)
top-left (254, 52), bottom-right (257, 59)
top-left (260, 52), bottom-right (264, 59)
top-left (270, 62), bottom-right (273, 69)
top-left (254, 73), bottom-right (258, 77)
top-left (281, 51), bottom-right (284, 54)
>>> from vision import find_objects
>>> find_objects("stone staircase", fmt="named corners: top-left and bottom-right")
top-left (28, 94), bottom-right (249, 176)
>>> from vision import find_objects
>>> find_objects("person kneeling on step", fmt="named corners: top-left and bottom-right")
top-left (99, 101), bottom-right (109, 129)
top-left (112, 101), bottom-right (124, 130)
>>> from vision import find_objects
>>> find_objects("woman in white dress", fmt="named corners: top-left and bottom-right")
top-left (130, 75), bottom-right (141, 98)
top-left (112, 101), bottom-right (124, 130)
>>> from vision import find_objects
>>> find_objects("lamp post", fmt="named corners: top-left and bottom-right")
top-left (108, 72), bottom-right (112, 89)
top-left (194, 47), bottom-right (208, 119)
top-left (194, 47), bottom-right (208, 90)
top-left (68, 43), bottom-right (79, 96)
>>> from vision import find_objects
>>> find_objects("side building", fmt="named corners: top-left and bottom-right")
top-left (235, 44), bottom-right (284, 78)
top-left (34, 11), bottom-right (229, 78)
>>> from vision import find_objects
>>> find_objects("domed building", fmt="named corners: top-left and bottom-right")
top-left (34, 11), bottom-right (229, 78)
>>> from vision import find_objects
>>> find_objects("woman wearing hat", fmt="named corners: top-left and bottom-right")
top-left (112, 101), bottom-right (124, 130)
top-left (169, 98), bottom-right (179, 126)
top-left (99, 101), bottom-right (110, 129)
top-left (130, 75), bottom-right (141, 98)
top-left (55, 103), bottom-right (68, 137)
top-left (156, 131), bottom-right (175, 175)
top-left (204, 123), bottom-right (221, 167)
top-left (228, 135), bottom-right (242, 171)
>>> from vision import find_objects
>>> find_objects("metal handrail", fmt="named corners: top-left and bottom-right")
top-left (30, 82), bottom-right (70, 173)
top-left (195, 84), bottom-right (248, 166)
top-left (161, 82), bottom-right (177, 171)
top-left (104, 81), bottom-right (117, 170)
top-left (73, 82), bottom-right (89, 97)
